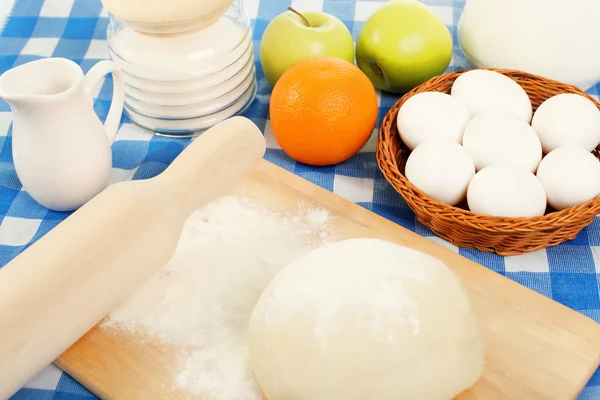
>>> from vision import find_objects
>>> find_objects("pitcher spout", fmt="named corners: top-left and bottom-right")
top-left (0, 58), bottom-right (83, 107)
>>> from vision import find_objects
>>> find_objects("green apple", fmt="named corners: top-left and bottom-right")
top-left (356, 0), bottom-right (453, 93)
top-left (260, 8), bottom-right (354, 87)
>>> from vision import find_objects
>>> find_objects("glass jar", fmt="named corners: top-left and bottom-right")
top-left (106, 0), bottom-right (256, 137)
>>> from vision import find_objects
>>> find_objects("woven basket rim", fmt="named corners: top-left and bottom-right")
top-left (376, 67), bottom-right (600, 234)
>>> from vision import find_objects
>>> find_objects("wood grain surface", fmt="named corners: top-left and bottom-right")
top-left (57, 159), bottom-right (600, 400)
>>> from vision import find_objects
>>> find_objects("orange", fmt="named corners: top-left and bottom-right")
top-left (269, 56), bottom-right (379, 166)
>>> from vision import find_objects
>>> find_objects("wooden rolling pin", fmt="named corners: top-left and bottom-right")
top-left (0, 116), bottom-right (266, 399)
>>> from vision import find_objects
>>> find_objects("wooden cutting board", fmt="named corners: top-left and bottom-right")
top-left (56, 159), bottom-right (600, 400)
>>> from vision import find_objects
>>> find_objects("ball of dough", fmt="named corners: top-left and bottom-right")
top-left (405, 140), bottom-right (476, 205)
top-left (462, 111), bottom-right (542, 172)
top-left (531, 93), bottom-right (600, 153)
top-left (536, 146), bottom-right (600, 210)
top-left (451, 69), bottom-right (532, 122)
top-left (248, 238), bottom-right (485, 400)
top-left (467, 164), bottom-right (547, 218)
top-left (397, 92), bottom-right (472, 150)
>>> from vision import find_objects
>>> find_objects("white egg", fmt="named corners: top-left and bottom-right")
top-left (467, 164), bottom-right (547, 218)
top-left (531, 93), bottom-right (600, 153)
top-left (462, 111), bottom-right (542, 172)
top-left (396, 91), bottom-right (471, 150)
top-left (451, 69), bottom-right (533, 122)
top-left (536, 146), bottom-right (600, 210)
top-left (405, 140), bottom-right (476, 206)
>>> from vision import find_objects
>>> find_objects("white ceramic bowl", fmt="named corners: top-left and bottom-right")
top-left (458, 0), bottom-right (600, 91)
top-left (124, 68), bottom-right (256, 119)
top-left (107, 0), bottom-right (256, 136)
top-left (121, 44), bottom-right (253, 95)
top-left (124, 79), bottom-right (257, 135)
top-left (108, 31), bottom-right (252, 82)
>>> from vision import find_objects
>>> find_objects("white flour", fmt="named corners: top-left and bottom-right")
top-left (103, 196), bottom-right (333, 399)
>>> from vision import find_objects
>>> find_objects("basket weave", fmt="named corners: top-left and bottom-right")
top-left (376, 68), bottom-right (600, 255)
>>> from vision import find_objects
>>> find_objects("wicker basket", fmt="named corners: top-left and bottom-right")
top-left (376, 68), bottom-right (600, 256)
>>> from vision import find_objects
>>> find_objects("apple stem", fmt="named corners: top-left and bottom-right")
top-left (287, 7), bottom-right (311, 27)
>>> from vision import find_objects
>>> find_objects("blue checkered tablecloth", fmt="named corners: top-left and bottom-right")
top-left (1, 0), bottom-right (599, 398)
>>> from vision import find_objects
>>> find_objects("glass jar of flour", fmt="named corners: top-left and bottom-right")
top-left (106, 0), bottom-right (256, 137)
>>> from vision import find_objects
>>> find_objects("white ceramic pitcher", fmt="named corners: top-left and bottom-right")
top-left (458, 0), bottom-right (600, 91)
top-left (0, 58), bottom-right (125, 211)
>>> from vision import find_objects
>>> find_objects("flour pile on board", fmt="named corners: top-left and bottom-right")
top-left (103, 196), bottom-right (333, 399)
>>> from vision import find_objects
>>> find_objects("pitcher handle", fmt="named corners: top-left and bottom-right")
top-left (83, 60), bottom-right (125, 145)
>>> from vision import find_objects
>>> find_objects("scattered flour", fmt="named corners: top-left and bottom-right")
top-left (306, 209), bottom-right (329, 227)
top-left (103, 196), bottom-right (333, 399)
